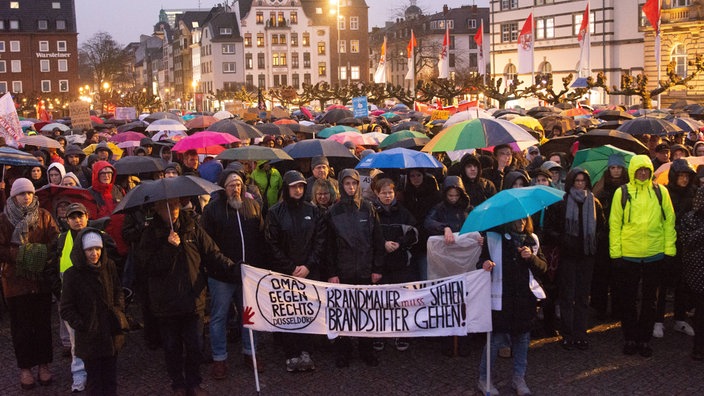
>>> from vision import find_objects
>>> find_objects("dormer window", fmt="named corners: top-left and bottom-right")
top-left (220, 27), bottom-right (232, 35)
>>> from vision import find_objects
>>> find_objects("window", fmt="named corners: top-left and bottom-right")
top-left (53, 2), bottom-right (61, 8)
top-left (673, 0), bottom-right (691, 5)
top-left (339, 40), bottom-right (346, 53)
top-left (10, 20), bottom-right (20, 30)
top-left (338, 17), bottom-right (346, 30)
top-left (470, 53), bottom-right (477, 67)
top-left (302, 32), bottom-right (310, 46)
top-left (244, 34), bottom-right (252, 47)
top-left (56, 20), bottom-right (66, 30)
top-left (0, 82), bottom-right (6, 93)
top-left (272, 35), bottom-right (279, 45)
top-left (58, 59), bottom-right (68, 72)
top-left (280, 53), bottom-right (287, 66)
top-left (258, 74), bottom-right (266, 88)
top-left (278, 12), bottom-right (285, 25)
top-left (280, 75), bottom-right (287, 86)
top-left (671, 44), bottom-right (688, 77)
top-left (0, 42), bottom-right (4, 52)
top-left (304, 73), bottom-right (311, 85)
top-left (350, 40), bottom-right (359, 53)
top-left (0, 21), bottom-right (4, 30)
top-left (450, 36), bottom-right (455, 50)
top-left (12, 81), bottom-right (22, 93)
top-left (0, 61), bottom-right (5, 73)
top-left (57, 41), bottom-right (67, 51)
top-left (279, 34), bottom-right (286, 45)
top-left (246, 54), bottom-right (253, 69)
top-left (273, 75), bottom-right (280, 87)
top-left (257, 33), bottom-right (265, 47)
top-left (538, 61), bottom-right (552, 74)
top-left (501, 0), bottom-right (518, 10)
top-left (256, 12), bottom-right (264, 24)
top-left (468, 19), bottom-right (477, 29)
top-left (220, 28), bottom-right (232, 35)
top-left (39, 41), bottom-right (49, 52)
top-left (350, 16), bottom-right (359, 30)
top-left (246, 75), bottom-right (253, 88)
top-left (41, 80), bottom-right (51, 93)
top-left (317, 42), bottom-right (326, 55)
top-left (10, 2), bottom-right (19, 8)
top-left (340, 66), bottom-right (347, 81)
top-left (40, 60), bottom-right (50, 72)
top-left (222, 44), bottom-right (235, 54)
top-left (303, 52), bottom-right (311, 68)
top-left (291, 12), bottom-right (298, 24)
top-left (574, 12), bottom-right (596, 35)
top-left (504, 63), bottom-right (517, 86)
top-left (59, 80), bottom-right (69, 92)
top-left (536, 17), bottom-right (554, 39)
top-left (292, 53), bottom-right (299, 68)
top-left (257, 53), bottom-right (265, 69)
top-left (291, 33), bottom-right (298, 46)
top-left (38, 20), bottom-right (48, 30)
top-left (351, 66), bottom-right (360, 80)
top-left (318, 62), bottom-right (326, 77)
top-left (535, 0), bottom-right (554, 4)
top-left (501, 22), bottom-right (518, 42)
top-left (449, 53), bottom-right (455, 68)
top-left (292, 73), bottom-right (299, 88)
top-left (223, 62), bottom-right (236, 73)
top-left (11, 60), bottom-right (21, 73)
top-left (273, 53), bottom-right (280, 66)
top-left (315, 7), bottom-right (322, 14)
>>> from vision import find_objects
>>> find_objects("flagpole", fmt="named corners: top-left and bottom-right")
top-left (656, 0), bottom-right (661, 110)
top-left (530, 11), bottom-right (535, 88)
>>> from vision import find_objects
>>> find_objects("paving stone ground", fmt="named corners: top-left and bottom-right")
top-left (0, 302), bottom-right (702, 395)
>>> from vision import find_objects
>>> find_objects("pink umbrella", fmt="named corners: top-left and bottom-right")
top-left (327, 131), bottom-right (379, 146)
top-left (172, 131), bottom-right (240, 152)
top-left (110, 131), bottom-right (146, 143)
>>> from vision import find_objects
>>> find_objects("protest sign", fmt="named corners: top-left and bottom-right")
top-left (69, 101), bottom-right (92, 130)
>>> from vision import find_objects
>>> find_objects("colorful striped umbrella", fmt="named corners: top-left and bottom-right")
top-left (422, 118), bottom-right (538, 153)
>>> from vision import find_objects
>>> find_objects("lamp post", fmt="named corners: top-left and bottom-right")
top-left (192, 80), bottom-right (198, 111)
top-left (330, 0), bottom-right (341, 86)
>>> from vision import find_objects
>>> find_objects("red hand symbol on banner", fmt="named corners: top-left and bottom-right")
top-left (243, 306), bottom-right (255, 325)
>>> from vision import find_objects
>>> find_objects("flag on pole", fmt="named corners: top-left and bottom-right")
top-left (577, 2), bottom-right (591, 77)
top-left (643, 0), bottom-right (661, 71)
top-left (438, 24), bottom-right (450, 79)
top-left (517, 13), bottom-right (534, 75)
top-left (405, 30), bottom-right (417, 80)
top-left (0, 93), bottom-right (23, 146)
top-left (373, 36), bottom-right (387, 84)
top-left (474, 19), bottom-right (485, 76)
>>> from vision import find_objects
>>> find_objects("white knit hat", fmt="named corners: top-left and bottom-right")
top-left (82, 232), bottom-right (103, 249)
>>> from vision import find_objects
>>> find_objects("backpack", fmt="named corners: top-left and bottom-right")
top-left (620, 183), bottom-right (665, 220)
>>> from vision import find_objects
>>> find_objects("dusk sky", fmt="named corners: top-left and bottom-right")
top-left (74, 0), bottom-right (487, 45)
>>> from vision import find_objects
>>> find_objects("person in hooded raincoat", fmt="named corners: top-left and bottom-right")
top-left (457, 153), bottom-right (497, 206)
top-left (678, 186), bottom-right (704, 360)
top-left (250, 160), bottom-right (283, 212)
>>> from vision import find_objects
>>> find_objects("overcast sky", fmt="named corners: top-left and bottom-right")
top-left (75, 0), bottom-right (487, 45)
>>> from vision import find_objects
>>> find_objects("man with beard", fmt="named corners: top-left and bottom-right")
top-left (63, 145), bottom-right (91, 188)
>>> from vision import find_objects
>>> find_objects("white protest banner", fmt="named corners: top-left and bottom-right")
top-left (241, 265), bottom-right (491, 338)
top-left (115, 107), bottom-right (137, 120)
top-left (0, 92), bottom-right (23, 145)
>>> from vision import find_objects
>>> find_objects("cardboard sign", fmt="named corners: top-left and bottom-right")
top-left (69, 101), bottom-right (92, 130)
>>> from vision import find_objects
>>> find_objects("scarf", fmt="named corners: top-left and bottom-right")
top-left (565, 188), bottom-right (597, 255)
top-left (4, 196), bottom-right (40, 245)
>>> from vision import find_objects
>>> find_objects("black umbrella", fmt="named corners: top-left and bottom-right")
top-left (539, 136), bottom-right (578, 157)
top-left (208, 119), bottom-right (263, 139)
top-left (392, 121), bottom-right (429, 133)
top-left (617, 117), bottom-right (682, 136)
top-left (114, 156), bottom-right (165, 175)
top-left (117, 121), bottom-right (148, 133)
top-left (576, 129), bottom-right (649, 155)
top-left (283, 139), bottom-right (357, 159)
top-left (594, 110), bottom-right (635, 121)
top-left (287, 123), bottom-right (316, 135)
top-left (337, 117), bottom-right (363, 126)
top-left (384, 137), bottom-right (430, 150)
top-left (143, 112), bottom-right (182, 123)
top-left (667, 117), bottom-right (703, 133)
top-left (216, 146), bottom-right (293, 162)
top-left (113, 175), bottom-right (222, 214)
top-left (254, 123), bottom-right (294, 136)
top-left (492, 108), bottom-right (526, 118)
top-left (319, 108), bottom-right (354, 124)
top-left (527, 106), bottom-right (559, 117)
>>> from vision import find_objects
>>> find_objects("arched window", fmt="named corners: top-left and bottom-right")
top-left (504, 63), bottom-right (517, 87)
top-left (671, 44), bottom-right (687, 78)
top-left (538, 61), bottom-right (552, 74)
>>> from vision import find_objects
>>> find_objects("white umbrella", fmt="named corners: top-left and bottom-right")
top-left (443, 108), bottom-right (493, 128)
top-left (145, 119), bottom-right (187, 132)
top-left (213, 110), bottom-right (234, 120)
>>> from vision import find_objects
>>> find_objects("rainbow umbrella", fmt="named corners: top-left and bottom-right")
top-left (422, 118), bottom-right (538, 153)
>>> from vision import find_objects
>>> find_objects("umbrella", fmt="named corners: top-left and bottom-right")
top-left (212, 110), bottom-right (234, 120)
top-left (39, 123), bottom-right (71, 133)
top-left (539, 115), bottom-right (576, 137)
top-left (254, 123), bottom-right (294, 136)
top-left (576, 129), bottom-right (650, 155)
top-left (171, 131), bottom-right (240, 152)
top-left (492, 108), bottom-right (526, 118)
top-left (319, 108), bottom-right (353, 124)
top-left (539, 136), bottom-right (578, 157)
top-left (35, 185), bottom-right (98, 219)
top-left (561, 107), bottom-right (592, 117)
top-left (356, 148), bottom-right (442, 169)
top-left (113, 175), bottom-right (222, 214)
top-left (114, 156), bottom-right (165, 175)
top-left (283, 139), bottom-right (357, 159)
top-left (526, 106), bottom-right (560, 117)
top-left (90, 115), bottom-right (104, 124)
top-left (216, 146), bottom-right (293, 162)
top-left (572, 145), bottom-right (635, 183)
top-left (151, 130), bottom-right (188, 142)
top-left (669, 99), bottom-right (700, 109)
top-left (0, 147), bottom-right (42, 168)
top-left (208, 119), bottom-right (263, 139)
top-left (459, 186), bottom-right (564, 234)
top-left (117, 121), bottom-right (148, 133)
top-left (384, 137), bottom-right (431, 150)
top-left (364, 132), bottom-right (390, 143)
top-left (325, 104), bottom-right (348, 111)
top-left (442, 109), bottom-right (493, 128)
top-left (287, 123), bottom-right (316, 135)
top-left (110, 131), bottom-right (146, 143)
top-left (143, 112), bottom-right (182, 123)
top-left (669, 117), bottom-right (703, 133)
top-left (273, 118), bottom-right (298, 125)
top-left (146, 119), bottom-right (187, 132)
top-left (19, 135), bottom-right (63, 149)
top-left (379, 113), bottom-right (401, 123)
top-left (380, 130), bottom-right (429, 148)
top-left (337, 117), bottom-right (363, 126)
top-left (510, 116), bottom-right (544, 132)
top-left (594, 110), bottom-right (635, 121)
top-left (422, 118), bottom-right (538, 153)
top-left (327, 131), bottom-right (379, 146)
top-left (617, 117), bottom-right (682, 136)
top-left (654, 156), bottom-right (704, 184)
top-left (391, 121), bottom-right (429, 133)
top-left (83, 142), bottom-right (123, 160)
top-left (185, 115), bottom-right (219, 130)
top-left (117, 141), bottom-right (141, 150)
top-left (317, 125), bottom-right (359, 138)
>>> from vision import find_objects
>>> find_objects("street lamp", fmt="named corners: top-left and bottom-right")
top-left (192, 80), bottom-right (198, 111)
top-left (330, 0), bottom-right (341, 86)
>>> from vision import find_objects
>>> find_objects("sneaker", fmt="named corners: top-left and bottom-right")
top-left (299, 351), bottom-right (315, 371)
top-left (652, 322), bottom-right (664, 338)
top-left (512, 376), bottom-right (532, 396)
top-left (394, 338), bottom-right (410, 352)
top-left (477, 379), bottom-right (499, 396)
top-left (286, 357), bottom-right (302, 372)
top-left (71, 382), bottom-right (86, 393)
top-left (674, 320), bottom-right (695, 336)
top-left (373, 340), bottom-right (385, 351)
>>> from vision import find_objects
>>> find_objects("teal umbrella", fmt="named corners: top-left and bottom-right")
top-left (460, 186), bottom-right (564, 234)
top-left (379, 130), bottom-right (428, 148)
top-left (572, 144), bottom-right (634, 183)
top-left (316, 125), bottom-right (358, 138)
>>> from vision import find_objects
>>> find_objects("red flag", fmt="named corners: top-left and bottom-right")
top-left (517, 13), bottom-right (534, 74)
top-left (643, 0), bottom-right (661, 34)
top-left (405, 30), bottom-right (417, 81)
top-left (438, 25), bottom-right (450, 79)
top-left (577, 2), bottom-right (591, 77)
top-left (474, 19), bottom-right (485, 76)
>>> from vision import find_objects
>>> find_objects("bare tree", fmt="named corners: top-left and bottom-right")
top-left (79, 32), bottom-right (129, 90)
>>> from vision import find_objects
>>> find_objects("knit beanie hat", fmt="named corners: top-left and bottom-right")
top-left (10, 178), bottom-right (35, 197)
top-left (311, 156), bottom-right (329, 168)
top-left (82, 231), bottom-right (103, 249)
top-left (607, 154), bottom-right (626, 168)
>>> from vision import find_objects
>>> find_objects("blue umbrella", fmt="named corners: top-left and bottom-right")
top-left (460, 186), bottom-right (564, 234)
top-left (355, 148), bottom-right (442, 169)
top-left (316, 125), bottom-right (358, 138)
top-left (0, 146), bottom-right (42, 167)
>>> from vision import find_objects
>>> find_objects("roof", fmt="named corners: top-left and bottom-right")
top-left (1, 0), bottom-right (77, 33)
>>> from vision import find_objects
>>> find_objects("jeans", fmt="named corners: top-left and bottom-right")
top-left (65, 321), bottom-right (87, 389)
top-left (558, 255), bottom-right (594, 341)
top-left (159, 314), bottom-right (203, 390)
top-left (614, 259), bottom-right (661, 343)
top-left (479, 332), bottom-right (530, 381)
top-left (208, 277), bottom-right (255, 362)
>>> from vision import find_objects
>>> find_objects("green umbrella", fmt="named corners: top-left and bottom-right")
top-left (422, 118), bottom-right (537, 152)
top-left (572, 144), bottom-right (635, 183)
top-left (379, 130), bottom-right (428, 148)
top-left (316, 125), bottom-right (358, 138)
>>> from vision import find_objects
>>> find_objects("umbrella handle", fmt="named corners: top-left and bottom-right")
top-left (166, 200), bottom-right (174, 233)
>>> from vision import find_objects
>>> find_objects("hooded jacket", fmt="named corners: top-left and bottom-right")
top-left (458, 154), bottom-right (497, 206)
top-left (265, 173), bottom-right (327, 278)
top-left (89, 161), bottom-right (124, 218)
top-left (324, 169), bottom-right (385, 281)
top-left (372, 197), bottom-right (418, 274)
top-left (424, 176), bottom-right (473, 235)
top-left (609, 155), bottom-right (677, 260)
top-left (678, 186), bottom-right (704, 294)
top-left (666, 158), bottom-right (698, 219)
top-left (251, 160), bottom-right (283, 210)
top-left (47, 162), bottom-right (66, 184)
top-left (60, 228), bottom-right (124, 359)
top-left (502, 171), bottom-right (530, 190)
top-left (63, 145), bottom-right (91, 187)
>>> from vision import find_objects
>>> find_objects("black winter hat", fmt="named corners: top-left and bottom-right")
top-left (283, 170), bottom-right (307, 186)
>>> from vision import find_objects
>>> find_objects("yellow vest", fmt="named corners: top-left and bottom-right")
top-left (60, 231), bottom-right (74, 273)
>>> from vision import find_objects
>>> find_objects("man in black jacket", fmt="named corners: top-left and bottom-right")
top-left (136, 197), bottom-right (235, 396)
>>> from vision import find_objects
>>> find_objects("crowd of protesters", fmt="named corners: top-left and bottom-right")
top-left (1, 113), bottom-right (704, 396)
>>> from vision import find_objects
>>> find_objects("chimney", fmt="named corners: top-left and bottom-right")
top-left (443, 5), bottom-right (449, 15)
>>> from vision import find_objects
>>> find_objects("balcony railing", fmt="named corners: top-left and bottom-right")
top-left (265, 19), bottom-right (290, 29)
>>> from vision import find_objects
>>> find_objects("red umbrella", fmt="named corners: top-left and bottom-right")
top-left (325, 104), bottom-right (348, 111)
top-left (300, 106), bottom-right (313, 120)
top-left (172, 131), bottom-right (240, 152)
top-left (35, 185), bottom-right (99, 219)
top-left (110, 131), bottom-right (146, 143)
top-left (185, 115), bottom-right (219, 130)
top-left (274, 119), bottom-right (298, 125)
top-left (90, 115), bottom-right (104, 124)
